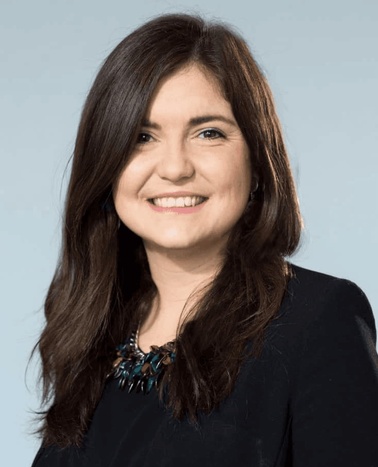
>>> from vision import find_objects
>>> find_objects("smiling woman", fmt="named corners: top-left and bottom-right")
top-left (31, 13), bottom-right (378, 467)
top-left (114, 65), bottom-right (251, 257)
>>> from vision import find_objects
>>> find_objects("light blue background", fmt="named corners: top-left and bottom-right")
top-left (1, 0), bottom-right (377, 465)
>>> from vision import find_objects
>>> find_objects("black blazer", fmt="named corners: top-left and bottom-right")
top-left (32, 265), bottom-right (378, 467)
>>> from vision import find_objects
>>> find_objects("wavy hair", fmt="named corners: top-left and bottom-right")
top-left (36, 13), bottom-right (302, 446)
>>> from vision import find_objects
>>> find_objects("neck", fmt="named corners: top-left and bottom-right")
top-left (141, 242), bottom-right (226, 334)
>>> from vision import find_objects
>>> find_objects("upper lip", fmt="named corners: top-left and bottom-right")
top-left (147, 191), bottom-right (208, 199)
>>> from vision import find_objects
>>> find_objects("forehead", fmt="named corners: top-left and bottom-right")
top-left (145, 64), bottom-right (230, 118)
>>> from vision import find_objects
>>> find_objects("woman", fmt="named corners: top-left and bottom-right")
top-left (32, 13), bottom-right (378, 467)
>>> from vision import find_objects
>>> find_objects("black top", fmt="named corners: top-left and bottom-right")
top-left (32, 265), bottom-right (378, 467)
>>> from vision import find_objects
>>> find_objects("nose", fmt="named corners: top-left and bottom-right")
top-left (156, 142), bottom-right (195, 182)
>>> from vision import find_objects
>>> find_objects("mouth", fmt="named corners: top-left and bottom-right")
top-left (148, 196), bottom-right (208, 208)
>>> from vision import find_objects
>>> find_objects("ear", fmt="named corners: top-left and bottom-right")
top-left (251, 176), bottom-right (259, 194)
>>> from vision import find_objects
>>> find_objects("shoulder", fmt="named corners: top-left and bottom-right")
top-left (262, 264), bottom-right (378, 411)
top-left (280, 265), bottom-right (375, 333)
top-left (288, 263), bottom-right (371, 308)
top-left (267, 263), bottom-right (376, 350)
top-left (276, 266), bottom-right (378, 465)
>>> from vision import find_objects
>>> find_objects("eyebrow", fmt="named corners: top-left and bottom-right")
top-left (141, 114), bottom-right (237, 130)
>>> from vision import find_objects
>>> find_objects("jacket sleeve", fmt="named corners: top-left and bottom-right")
top-left (291, 280), bottom-right (378, 467)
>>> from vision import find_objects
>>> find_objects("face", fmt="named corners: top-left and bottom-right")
top-left (113, 64), bottom-right (252, 256)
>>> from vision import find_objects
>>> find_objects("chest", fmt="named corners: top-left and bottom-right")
top-left (85, 356), bottom-right (292, 467)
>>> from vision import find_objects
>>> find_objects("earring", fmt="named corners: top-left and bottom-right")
top-left (252, 179), bottom-right (259, 193)
top-left (246, 191), bottom-right (255, 210)
top-left (250, 181), bottom-right (259, 200)
top-left (246, 181), bottom-right (259, 210)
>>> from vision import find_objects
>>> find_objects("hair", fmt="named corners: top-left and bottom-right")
top-left (35, 13), bottom-right (302, 447)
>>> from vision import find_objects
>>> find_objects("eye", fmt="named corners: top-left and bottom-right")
top-left (136, 132), bottom-right (153, 144)
top-left (198, 129), bottom-right (225, 140)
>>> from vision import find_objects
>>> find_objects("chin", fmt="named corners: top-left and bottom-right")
top-left (146, 239), bottom-right (200, 252)
top-left (143, 232), bottom-right (228, 255)
top-left (142, 231), bottom-right (204, 250)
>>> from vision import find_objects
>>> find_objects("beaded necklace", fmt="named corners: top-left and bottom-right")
top-left (109, 328), bottom-right (176, 394)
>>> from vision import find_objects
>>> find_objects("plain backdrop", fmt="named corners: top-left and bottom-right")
top-left (1, 0), bottom-right (377, 465)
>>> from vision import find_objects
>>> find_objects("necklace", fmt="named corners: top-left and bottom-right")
top-left (109, 328), bottom-right (176, 394)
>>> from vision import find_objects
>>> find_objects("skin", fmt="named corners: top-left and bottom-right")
top-left (113, 64), bottom-right (252, 350)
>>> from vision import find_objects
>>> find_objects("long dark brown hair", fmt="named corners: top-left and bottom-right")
top-left (36, 13), bottom-right (302, 447)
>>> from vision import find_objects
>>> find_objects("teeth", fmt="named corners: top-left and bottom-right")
top-left (151, 196), bottom-right (205, 207)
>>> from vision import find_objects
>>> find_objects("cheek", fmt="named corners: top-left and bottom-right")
top-left (239, 150), bottom-right (252, 191)
top-left (113, 176), bottom-right (125, 207)
top-left (222, 154), bottom-right (252, 200)
top-left (113, 171), bottom-right (135, 218)
top-left (113, 162), bottom-right (143, 203)
top-left (116, 154), bottom-right (158, 201)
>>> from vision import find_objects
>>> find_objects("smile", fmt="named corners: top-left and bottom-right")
top-left (149, 196), bottom-right (207, 208)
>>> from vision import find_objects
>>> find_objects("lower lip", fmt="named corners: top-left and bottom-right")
top-left (148, 200), bottom-right (207, 214)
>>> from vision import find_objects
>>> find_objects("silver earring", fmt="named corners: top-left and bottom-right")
top-left (252, 180), bottom-right (259, 193)
top-left (250, 182), bottom-right (259, 199)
